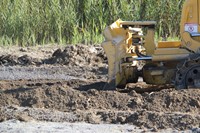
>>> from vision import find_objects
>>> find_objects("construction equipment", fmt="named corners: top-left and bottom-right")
top-left (101, 0), bottom-right (200, 89)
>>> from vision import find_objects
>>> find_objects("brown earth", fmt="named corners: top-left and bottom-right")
top-left (0, 44), bottom-right (199, 131)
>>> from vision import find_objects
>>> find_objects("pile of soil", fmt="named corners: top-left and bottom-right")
top-left (0, 55), bottom-right (41, 66)
top-left (0, 44), bottom-right (199, 131)
top-left (0, 79), bottom-right (199, 130)
top-left (0, 45), bottom-right (107, 67)
top-left (45, 45), bottom-right (107, 66)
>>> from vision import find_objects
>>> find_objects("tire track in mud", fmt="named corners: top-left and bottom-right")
top-left (0, 66), bottom-right (84, 81)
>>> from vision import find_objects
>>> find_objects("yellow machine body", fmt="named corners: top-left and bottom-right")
top-left (102, 0), bottom-right (200, 89)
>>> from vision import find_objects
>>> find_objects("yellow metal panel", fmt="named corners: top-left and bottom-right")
top-left (144, 29), bottom-right (156, 55)
top-left (181, 31), bottom-right (200, 53)
top-left (154, 48), bottom-right (190, 55)
top-left (119, 21), bottom-right (156, 26)
top-left (157, 41), bottom-right (181, 48)
top-left (199, 0), bottom-right (200, 25)
top-left (180, 0), bottom-right (198, 35)
top-left (101, 41), bottom-right (116, 81)
top-left (181, 0), bottom-right (198, 25)
top-left (152, 54), bottom-right (189, 61)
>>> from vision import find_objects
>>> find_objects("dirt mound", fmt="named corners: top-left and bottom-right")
top-left (0, 45), bottom-right (107, 68)
top-left (0, 45), bottom-right (199, 131)
top-left (44, 45), bottom-right (107, 67)
top-left (1, 80), bottom-right (200, 113)
top-left (0, 55), bottom-right (41, 66)
top-left (0, 79), bottom-right (200, 130)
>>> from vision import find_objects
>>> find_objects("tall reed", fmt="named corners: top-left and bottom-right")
top-left (0, 0), bottom-right (184, 46)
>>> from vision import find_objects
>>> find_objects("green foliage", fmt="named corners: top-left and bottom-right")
top-left (0, 0), bottom-right (184, 46)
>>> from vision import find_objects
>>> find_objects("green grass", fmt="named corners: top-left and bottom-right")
top-left (0, 0), bottom-right (184, 46)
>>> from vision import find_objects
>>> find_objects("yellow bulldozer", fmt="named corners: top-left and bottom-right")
top-left (102, 0), bottom-right (200, 89)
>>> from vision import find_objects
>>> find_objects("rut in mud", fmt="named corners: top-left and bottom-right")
top-left (0, 44), bottom-right (200, 131)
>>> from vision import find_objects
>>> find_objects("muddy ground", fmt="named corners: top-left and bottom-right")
top-left (0, 44), bottom-right (200, 132)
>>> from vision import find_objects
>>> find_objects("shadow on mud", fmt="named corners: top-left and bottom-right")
top-left (76, 81), bottom-right (174, 93)
top-left (3, 87), bottom-right (34, 94)
top-left (76, 82), bottom-right (115, 91)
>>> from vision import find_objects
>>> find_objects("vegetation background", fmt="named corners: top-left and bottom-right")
top-left (0, 0), bottom-right (184, 46)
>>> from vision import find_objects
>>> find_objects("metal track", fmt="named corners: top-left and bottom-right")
top-left (175, 54), bottom-right (200, 89)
